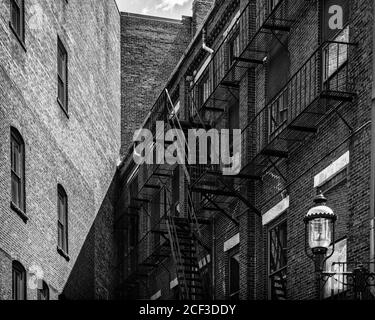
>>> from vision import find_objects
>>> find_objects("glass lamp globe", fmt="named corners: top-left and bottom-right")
top-left (304, 192), bottom-right (337, 254)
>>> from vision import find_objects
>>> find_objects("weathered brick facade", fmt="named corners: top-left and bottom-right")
top-left (1, 0), bottom-right (374, 301)
top-left (0, 0), bottom-right (120, 300)
top-left (117, 0), bottom-right (375, 301)
top-left (121, 12), bottom-right (193, 155)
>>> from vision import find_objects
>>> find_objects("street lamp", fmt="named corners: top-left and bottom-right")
top-left (304, 192), bottom-right (375, 300)
top-left (304, 192), bottom-right (337, 273)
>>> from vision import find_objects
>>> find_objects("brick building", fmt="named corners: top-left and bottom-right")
top-left (0, 0), bottom-right (120, 300)
top-left (116, 0), bottom-right (375, 300)
top-left (62, 8), bottom-right (197, 300)
top-left (2, 0), bottom-right (375, 301)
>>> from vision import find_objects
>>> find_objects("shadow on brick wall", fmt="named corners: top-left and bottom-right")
top-left (62, 173), bottom-right (120, 300)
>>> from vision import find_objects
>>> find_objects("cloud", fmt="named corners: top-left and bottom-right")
top-left (141, 7), bottom-right (151, 14)
top-left (156, 0), bottom-right (190, 11)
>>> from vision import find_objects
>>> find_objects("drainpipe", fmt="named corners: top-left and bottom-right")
top-left (370, 1), bottom-right (375, 277)
top-left (202, 29), bottom-right (214, 55)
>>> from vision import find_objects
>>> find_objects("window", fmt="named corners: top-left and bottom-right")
top-left (57, 38), bottom-right (68, 113)
top-left (223, 102), bottom-right (240, 175)
top-left (12, 261), bottom-right (26, 300)
top-left (11, 127), bottom-right (25, 213)
top-left (37, 281), bottom-right (50, 300)
top-left (214, 46), bottom-right (225, 85)
top-left (228, 30), bottom-right (240, 66)
top-left (57, 185), bottom-right (68, 255)
top-left (268, 219), bottom-right (287, 300)
top-left (323, 26), bottom-right (349, 82)
top-left (267, 43), bottom-right (290, 102)
top-left (124, 213), bottom-right (138, 277)
top-left (267, 43), bottom-right (290, 137)
top-left (10, 0), bottom-right (25, 43)
top-left (323, 238), bottom-right (347, 299)
top-left (198, 71), bottom-right (211, 106)
top-left (151, 191), bottom-right (161, 248)
top-left (172, 167), bottom-right (180, 216)
top-left (229, 249), bottom-right (240, 300)
top-left (269, 95), bottom-right (288, 137)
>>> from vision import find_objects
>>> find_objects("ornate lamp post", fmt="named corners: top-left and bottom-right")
top-left (304, 192), bottom-right (375, 300)
top-left (304, 192), bottom-right (337, 299)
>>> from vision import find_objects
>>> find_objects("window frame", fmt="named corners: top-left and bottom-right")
top-left (198, 71), bottom-right (211, 107)
top-left (322, 25), bottom-right (350, 84)
top-left (267, 216), bottom-right (288, 300)
top-left (57, 37), bottom-right (68, 115)
top-left (228, 247), bottom-right (240, 300)
top-left (37, 281), bottom-right (50, 300)
top-left (9, 0), bottom-right (25, 47)
top-left (228, 27), bottom-right (240, 67)
top-left (10, 127), bottom-right (26, 216)
top-left (12, 261), bottom-right (27, 300)
top-left (57, 185), bottom-right (69, 257)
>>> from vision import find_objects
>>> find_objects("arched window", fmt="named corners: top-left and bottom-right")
top-left (12, 261), bottom-right (26, 300)
top-left (57, 185), bottom-right (68, 254)
top-left (37, 281), bottom-right (50, 300)
top-left (10, 127), bottom-right (25, 213)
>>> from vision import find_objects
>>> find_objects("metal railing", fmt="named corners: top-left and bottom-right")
top-left (123, 210), bottom-right (169, 281)
top-left (241, 40), bottom-right (355, 166)
top-left (192, 0), bottom-right (314, 115)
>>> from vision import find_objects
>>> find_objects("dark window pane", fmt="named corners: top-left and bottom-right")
top-left (57, 186), bottom-right (68, 253)
top-left (58, 77), bottom-right (65, 105)
top-left (11, 129), bottom-right (24, 210)
top-left (57, 39), bottom-right (68, 110)
top-left (58, 222), bottom-right (64, 249)
top-left (11, 1), bottom-right (20, 35)
top-left (12, 262), bottom-right (26, 300)
top-left (58, 53), bottom-right (63, 77)
top-left (11, 172), bottom-right (20, 205)
top-left (229, 252), bottom-right (240, 300)
top-left (269, 220), bottom-right (287, 300)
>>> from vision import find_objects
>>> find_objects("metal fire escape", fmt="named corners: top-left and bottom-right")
top-left (118, 0), bottom-right (357, 300)
top-left (118, 87), bottom-right (212, 300)
top-left (189, 0), bottom-right (357, 227)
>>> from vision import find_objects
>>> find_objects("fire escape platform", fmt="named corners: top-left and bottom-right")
top-left (241, 54), bottom-right (356, 178)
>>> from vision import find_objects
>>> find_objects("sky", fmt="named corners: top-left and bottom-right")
top-left (116, 0), bottom-right (193, 19)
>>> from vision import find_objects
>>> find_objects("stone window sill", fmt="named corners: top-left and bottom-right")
top-left (10, 201), bottom-right (28, 223)
top-left (57, 246), bottom-right (70, 262)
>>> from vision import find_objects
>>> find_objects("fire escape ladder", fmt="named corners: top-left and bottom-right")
top-left (163, 183), bottom-right (206, 300)
top-left (164, 89), bottom-right (210, 300)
